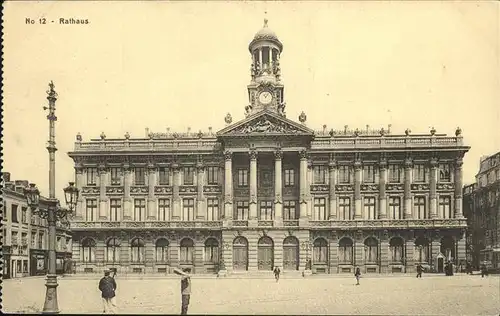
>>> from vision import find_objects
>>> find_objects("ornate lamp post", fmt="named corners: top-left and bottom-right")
top-left (23, 81), bottom-right (80, 314)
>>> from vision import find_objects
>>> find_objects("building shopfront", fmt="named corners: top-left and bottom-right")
top-left (68, 20), bottom-right (470, 275)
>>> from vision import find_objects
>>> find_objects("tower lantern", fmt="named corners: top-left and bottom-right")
top-left (246, 18), bottom-right (286, 117)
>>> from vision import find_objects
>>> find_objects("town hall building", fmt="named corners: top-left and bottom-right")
top-left (68, 20), bottom-right (470, 275)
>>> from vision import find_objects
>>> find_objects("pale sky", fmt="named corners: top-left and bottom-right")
top-left (3, 1), bottom-right (500, 203)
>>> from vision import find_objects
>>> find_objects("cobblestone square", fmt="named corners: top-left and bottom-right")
top-left (3, 274), bottom-right (499, 315)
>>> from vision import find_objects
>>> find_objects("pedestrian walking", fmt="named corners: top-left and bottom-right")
top-left (174, 267), bottom-right (192, 315)
top-left (98, 269), bottom-right (117, 314)
top-left (480, 264), bottom-right (488, 278)
top-left (416, 264), bottom-right (423, 278)
top-left (273, 266), bottom-right (281, 282)
top-left (354, 267), bottom-right (361, 285)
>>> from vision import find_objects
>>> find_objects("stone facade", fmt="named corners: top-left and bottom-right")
top-left (463, 152), bottom-right (500, 270)
top-left (67, 20), bottom-right (470, 275)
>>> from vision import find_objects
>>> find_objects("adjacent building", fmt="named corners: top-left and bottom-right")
top-left (68, 20), bottom-right (470, 275)
top-left (463, 152), bottom-right (500, 270)
top-left (1, 172), bottom-right (73, 278)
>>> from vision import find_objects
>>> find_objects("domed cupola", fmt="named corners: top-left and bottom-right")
top-left (245, 18), bottom-right (286, 118)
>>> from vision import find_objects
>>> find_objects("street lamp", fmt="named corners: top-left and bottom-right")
top-left (22, 81), bottom-right (80, 314)
top-left (24, 182), bottom-right (79, 314)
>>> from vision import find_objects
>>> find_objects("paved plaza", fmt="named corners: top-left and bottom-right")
top-left (3, 274), bottom-right (499, 315)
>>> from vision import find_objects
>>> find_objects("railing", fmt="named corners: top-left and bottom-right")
top-left (309, 218), bottom-right (467, 228)
top-left (71, 221), bottom-right (223, 229)
top-left (283, 220), bottom-right (299, 227)
top-left (74, 137), bottom-right (220, 152)
top-left (258, 220), bottom-right (273, 227)
top-left (232, 220), bottom-right (248, 227)
top-left (311, 135), bottom-right (464, 150)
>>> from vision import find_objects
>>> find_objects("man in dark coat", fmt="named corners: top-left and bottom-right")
top-left (416, 264), bottom-right (423, 278)
top-left (174, 268), bottom-right (192, 315)
top-left (273, 266), bottom-right (281, 282)
top-left (98, 269), bottom-right (117, 313)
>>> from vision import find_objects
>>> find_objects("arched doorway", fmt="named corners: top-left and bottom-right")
top-left (283, 236), bottom-right (299, 270)
top-left (364, 237), bottom-right (379, 264)
top-left (338, 237), bottom-right (354, 265)
top-left (313, 238), bottom-right (329, 273)
top-left (389, 237), bottom-right (405, 264)
top-left (232, 236), bottom-right (248, 271)
top-left (414, 237), bottom-right (430, 264)
top-left (441, 236), bottom-right (456, 262)
top-left (258, 236), bottom-right (274, 270)
top-left (179, 238), bottom-right (195, 264)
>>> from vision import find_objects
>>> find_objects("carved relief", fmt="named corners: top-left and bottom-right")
top-left (106, 186), bottom-right (124, 195)
top-left (437, 183), bottom-right (455, 191)
top-left (310, 184), bottom-right (329, 193)
top-left (81, 187), bottom-right (100, 195)
top-left (360, 184), bottom-right (379, 192)
top-left (155, 186), bottom-right (173, 195)
top-left (386, 184), bottom-right (404, 191)
top-left (249, 150), bottom-right (258, 160)
top-left (335, 184), bottom-right (354, 192)
top-left (232, 116), bottom-right (302, 134)
top-left (411, 184), bottom-right (430, 191)
top-left (274, 150), bottom-right (283, 160)
top-left (130, 186), bottom-right (148, 195)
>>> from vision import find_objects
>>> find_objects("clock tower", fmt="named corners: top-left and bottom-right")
top-left (245, 19), bottom-right (286, 117)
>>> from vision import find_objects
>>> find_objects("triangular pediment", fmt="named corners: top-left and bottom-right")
top-left (217, 110), bottom-right (314, 137)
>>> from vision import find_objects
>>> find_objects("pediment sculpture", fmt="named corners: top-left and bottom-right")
top-left (232, 117), bottom-right (300, 134)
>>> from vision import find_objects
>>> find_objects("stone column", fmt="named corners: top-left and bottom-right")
top-left (75, 165), bottom-right (84, 220)
top-left (328, 160), bottom-right (337, 219)
top-left (457, 229), bottom-right (466, 262)
top-left (329, 233), bottom-right (339, 273)
top-left (172, 163), bottom-right (181, 220)
top-left (196, 162), bottom-right (205, 220)
top-left (354, 231), bottom-right (364, 267)
top-left (454, 157), bottom-right (464, 218)
top-left (430, 231), bottom-right (441, 271)
top-left (274, 150), bottom-right (283, 226)
top-left (123, 165), bottom-right (132, 220)
top-left (223, 152), bottom-right (233, 224)
top-left (405, 231), bottom-right (415, 273)
top-left (403, 158), bottom-right (413, 219)
top-left (249, 150), bottom-right (258, 222)
top-left (306, 161), bottom-right (313, 218)
top-left (98, 165), bottom-right (108, 220)
top-left (299, 150), bottom-right (309, 225)
top-left (429, 158), bottom-right (438, 219)
top-left (147, 164), bottom-right (157, 220)
top-left (380, 231), bottom-right (389, 273)
top-left (378, 160), bottom-right (388, 219)
top-left (354, 161), bottom-right (362, 219)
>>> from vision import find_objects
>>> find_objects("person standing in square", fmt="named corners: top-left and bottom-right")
top-left (174, 267), bottom-right (192, 315)
top-left (354, 267), bottom-right (361, 285)
top-left (98, 269), bottom-right (117, 314)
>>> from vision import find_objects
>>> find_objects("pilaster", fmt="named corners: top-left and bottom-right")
top-left (354, 160), bottom-right (362, 219)
top-left (328, 160), bottom-right (338, 219)
top-left (329, 232), bottom-right (339, 273)
top-left (299, 150), bottom-right (309, 226)
top-left (378, 159), bottom-right (388, 219)
top-left (249, 150), bottom-right (258, 223)
top-left (98, 165), bottom-right (108, 220)
top-left (274, 150), bottom-right (283, 226)
top-left (223, 151), bottom-right (233, 225)
top-left (172, 163), bottom-right (181, 220)
top-left (123, 164), bottom-right (132, 220)
top-left (454, 157), bottom-right (464, 218)
top-left (403, 157), bottom-right (413, 219)
top-left (75, 165), bottom-right (84, 220)
top-left (196, 162), bottom-right (206, 220)
top-left (147, 163), bottom-right (157, 220)
top-left (354, 231), bottom-right (364, 266)
top-left (380, 230), bottom-right (389, 273)
top-left (429, 158), bottom-right (438, 219)
top-left (405, 231), bottom-right (415, 273)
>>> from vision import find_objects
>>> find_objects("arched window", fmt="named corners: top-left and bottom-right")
top-left (204, 238), bottom-right (219, 263)
top-left (155, 238), bottom-right (169, 262)
top-left (180, 238), bottom-right (194, 263)
top-left (364, 237), bottom-right (379, 263)
top-left (81, 238), bottom-right (96, 263)
top-left (106, 238), bottom-right (120, 263)
top-left (414, 237), bottom-right (430, 263)
top-left (338, 238), bottom-right (353, 264)
top-left (440, 236), bottom-right (455, 262)
top-left (130, 238), bottom-right (145, 263)
top-left (313, 238), bottom-right (328, 263)
top-left (389, 237), bottom-right (404, 263)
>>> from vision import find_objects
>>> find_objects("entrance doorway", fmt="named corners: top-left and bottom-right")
top-left (437, 257), bottom-right (444, 273)
top-left (232, 236), bottom-right (248, 271)
top-left (283, 236), bottom-right (299, 270)
top-left (258, 236), bottom-right (274, 270)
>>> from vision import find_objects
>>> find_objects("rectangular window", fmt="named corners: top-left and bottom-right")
top-left (134, 168), bottom-right (146, 185)
top-left (87, 167), bottom-right (98, 185)
top-left (235, 201), bottom-right (249, 220)
top-left (206, 198), bottom-right (219, 221)
top-left (183, 167), bottom-right (195, 185)
top-left (159, 167), bottom-right (170, 185)
top-left (134, 199), bottom-right (146, 221)
top-left (85, 199), bottom-right (97, 222)
top-left (313, 166), bottom-right (326, 184)
top-left (237, 169), bottom-right (249, 187)
top-left (11, 204), bottom-right (18, 223)
top-left (313, 198), bottom-right (327, 220)
top-left (158, 199), bottom-right (171, 221)
top-left (21, 207), bottom-right (27, 224)
top-left (110, 167), bottom-right (121, 185)
top-left (363, 165), bottom-right (375, 183)
top-left (413, 164), bottom-right (426, 183)
top-left (439, 196), bottom-right (452, 219)
top-left (182, 198), bottom-right (195, 221)
top-left (363, 197), bottom-right (376, 219)
top-left (284, 169), bottom-right (295, 187)
top-left (388, 165), bottom-right (401, 183)
top-left (439, 164), bottom-right (451, 182)
top-left (109, 199), bottom-right (121, 222)
top-left (206, 167), bottom-right (219, 185)
top-left (338, 166), bottom-right (350, 184)
top-left (259, 201), bottom-right (273, 220)
top-left (389, 197), bottom-right (401, 219)
top-left (414, 196), bottom-right (427, 219)
top-left (283, 201), bottom-right (297, 220)
top-left (38, 233), bottom-right (44, 249)
top-left (31, 232), bottom-right (36, 248)
top-left (339, 197), bottom-right (351, 220)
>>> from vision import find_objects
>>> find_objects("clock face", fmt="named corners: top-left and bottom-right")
top-left (258, 91), bottom-right (273, 105)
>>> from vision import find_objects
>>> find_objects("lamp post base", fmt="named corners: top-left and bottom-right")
top-left (42, 274), bottom-right (59, 314)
